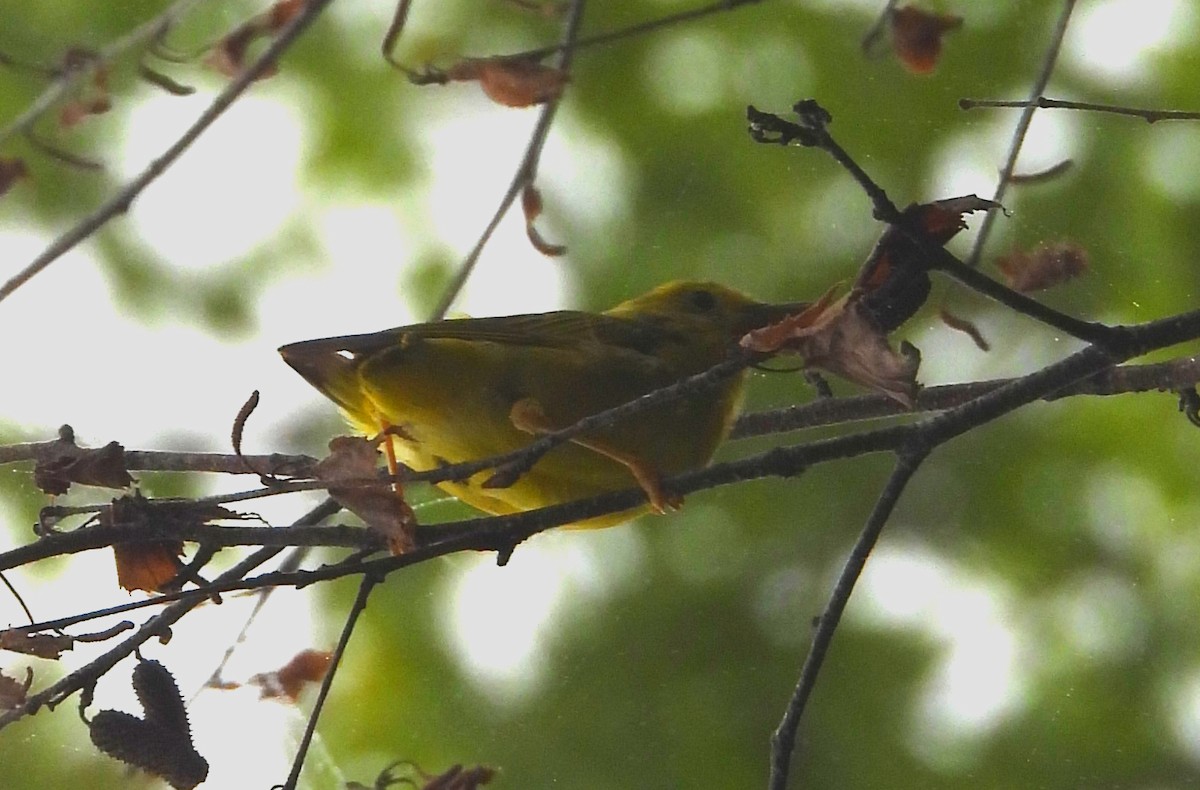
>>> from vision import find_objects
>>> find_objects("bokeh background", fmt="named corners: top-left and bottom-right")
top-left (2, 0), bottom-right (1200, 787)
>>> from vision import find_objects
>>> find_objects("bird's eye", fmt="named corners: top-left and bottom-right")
top-left (689, 289), bottom-right (717, 312)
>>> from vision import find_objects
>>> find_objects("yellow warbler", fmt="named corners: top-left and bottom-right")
top-left (279, 281), bottom-right (800, 527)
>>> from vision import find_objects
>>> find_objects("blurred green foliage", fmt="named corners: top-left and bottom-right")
top-left (2, 0), bottom-right (1200, 788)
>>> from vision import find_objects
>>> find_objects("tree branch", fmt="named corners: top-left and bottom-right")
top-left (0, 0), bottom-right (339, 304)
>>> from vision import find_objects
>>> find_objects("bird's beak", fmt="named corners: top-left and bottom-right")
top-left (743, 299), bottom-right (810, 333)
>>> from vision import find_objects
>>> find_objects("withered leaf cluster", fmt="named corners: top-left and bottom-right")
top-left (100, 494), bottom-right (238, 593)
top-left (34, 430), bottom-right (133, 496)
top-left (744, 196), bottom-right (1000, 406)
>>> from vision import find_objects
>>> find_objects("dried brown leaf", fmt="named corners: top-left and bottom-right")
top-left (113, 542), bottom-right (184, 594)
top-left (203, 0), bottom-right (304, 79)
top-left (0, 668), bottom-right (33, 710)
top-left (890, 5), bottom-right (962, 75)
top-left (445, 56), bottom-right (569, 107)
top-left (57, 61), bottom-right (111, 128)
top-left (0, 157), bottom-right (28, 197)
top-left (995, 242), bottom-right (1089, 293)
top-left (742, 289), bottom-right (921, 407)
top-left (104, 494), bottom-right (238, 592)
top-left (316, 436), bottom-right (416, 553)
top-left (0, 629), bottom-right (73, 659)
top-left (521, 183), bottom-right (567, 256)
top-left (34, 435), bottom-right (133, 495)
top-left (59, 96), bottom-right (111, 128)
top-left (204, 28), bottom-right (275, 79)
top-left (854, 195), bottom-right (1001, 332)
top-left (249, 648), bottom-right (333, 701)
top-left (266, 0), bottom-right (307, 29)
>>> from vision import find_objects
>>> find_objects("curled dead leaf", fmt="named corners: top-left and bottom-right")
top-left (741, 287), bottom-right (921, 407)
top-left (0, 157), bottom-right (28, 197)
top-left (0, 668), bottom-right (33, 711)
top-left (249, 648), bottom-right (333, 701)
top-left (995, 242), bottom-right (1088, 293)
top-left (34, 430), bottom-right (133, 495)
top-left (0, 629), bottom-right (73, 659)
top-left (890, 5), bottom-right (962, 75)
top-left (104, 493), bottom-right (239, 593)
top-left (316, 435), bottom-right (416, 553)
top-left (59, 96), bottom-right (111, 128)
top-left (57, 59), bottom-right (111, 128)
top-left (444, 56), bottom-right (569, 107)
top-left (204, 0), bottom-right (306, 80)
top-left (855, 195), bottom-right (1001, 332)
top-left (521, 183), bottom-right (567, 256)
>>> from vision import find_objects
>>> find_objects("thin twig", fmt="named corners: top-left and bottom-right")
top-left (0, 440), bottom-right (317, 474)
top-left (960, 97), bottom-right (1200, 124)
top-left (768, 449), bottom-right (926, 790)
top-left (199, 533), bottom-right (331, 697)
top-left (430, 0), bottom-right (588, 319)
top-left (860, 0), bottom-right (901, 55)
top-left (963, 0), bottom-right (1076, 268)
top-left (381, 0), bottom-right (415, 64)
top-left (0, 499), bottom-right (338, 729)
top-left (0, 519), bottom-right (378, 574)
top-left (748, 100), bottom-right (1119, 348)
top-left (732, 356), bottom-right (1200, 438)
top-left (1009, 157), bottom-right (1073, 184)
top-left (280, 573), bottom-right (378, 790)
top-left (9, 305), bottom-right (1198, 639)
top-left (764, 309), bottom-right (1200, 789)
top-left (0, 0), bottom-right (205, 148)
top-left (10, 341), bottom-right (1199, 642)
top-left (0, 0), bottom-right (339, 305)
top-left (513, 0), bottom-right (767, 62)
top-left (0, 571), bottom-right (35, 625)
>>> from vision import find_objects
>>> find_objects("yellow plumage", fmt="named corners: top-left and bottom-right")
top-left (279, 281), bottom-right (799, 527)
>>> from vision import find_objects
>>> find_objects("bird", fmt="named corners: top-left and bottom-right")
top-left (279, 280), bottom-right (801, 528)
